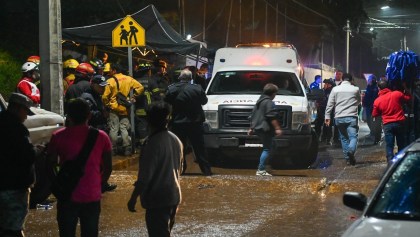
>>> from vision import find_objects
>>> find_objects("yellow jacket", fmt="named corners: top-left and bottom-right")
top-left (103, 73), bottom-right (144, 116)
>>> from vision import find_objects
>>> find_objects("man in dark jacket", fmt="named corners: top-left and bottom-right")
top-left (65, 63), bottom-right (95, 113)
top-left (165, 69), bottom-right (212, 176)
top-left (80, 75), bottom-right (117, 193)
top-left (248, 83), bottom-right (282, 176)
top-left (0, 93), bottom-right (39, 237)
top-left (315, 79), bottom-right (334, 144)
top-left (80, 75), bottom-right (109, 132)
top-left (363, 75), bottom-right (380, 143)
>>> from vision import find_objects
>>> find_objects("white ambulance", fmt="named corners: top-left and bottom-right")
top-left (203, 43), bottom-right (321, 168)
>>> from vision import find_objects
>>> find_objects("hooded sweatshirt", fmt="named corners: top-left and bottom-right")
top-left (250, 95), bottom-right (276, 132)
top-left (372, 88), bottom-right (411, 125)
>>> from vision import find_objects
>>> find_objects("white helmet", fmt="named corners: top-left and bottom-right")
top-left (22, 62), bottom-right (39, 73)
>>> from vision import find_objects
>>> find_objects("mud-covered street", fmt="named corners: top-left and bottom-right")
top-left (25, 124), bottom-right (388, 236)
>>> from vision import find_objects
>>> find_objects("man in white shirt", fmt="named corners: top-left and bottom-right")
top-left (325, 73), bottom-right (361, 165)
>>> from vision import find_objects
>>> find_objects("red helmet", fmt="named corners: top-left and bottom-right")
top-left (75, 63), bottom-right (94, 76)
top-left (27, 55), bottom-right (40, 64)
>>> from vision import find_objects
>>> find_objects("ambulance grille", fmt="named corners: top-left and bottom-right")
top-left (219, 105), bottom-right (291, 129)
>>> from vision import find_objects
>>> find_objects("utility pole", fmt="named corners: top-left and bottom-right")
top-left (252, 0), bottom-right (255, 42)
top-left (344, 19), bottom-right (351, 73)
top-left (284, 6), bottom-right (287, 41)
top-left (39, 0), bottom-right (63, 115)
top-left (203, 0), bottom-right (206, 42)
top-left (225, 0), bottom-right (233, 47)
top-left (239, 0), bottom-right (242, 43)
top-left (181, 0), bottom-right (186, 37)
top-left (275, 2), bottom-right (278, 42)
top-left (265, 2), bottom-right (268, 41)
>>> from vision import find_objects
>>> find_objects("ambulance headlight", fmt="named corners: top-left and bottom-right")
top-left (204, 111), bottom-right (218, 129)
top-left (292, 112), bottom-right (309, 130)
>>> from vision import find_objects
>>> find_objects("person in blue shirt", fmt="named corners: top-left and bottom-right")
top-left (310, 75), bottom-right (322, 89)
top-left (363, 74), bottom-right (380, 143)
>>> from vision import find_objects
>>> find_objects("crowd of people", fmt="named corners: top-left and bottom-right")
top-left (0, 54), bottom-right (213, 236)
top-left (311, 70), bottom-right (420, 166)
top-left (3, 52), bottom-right (420, 236)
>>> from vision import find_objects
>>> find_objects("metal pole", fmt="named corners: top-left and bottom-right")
top-left (275, 3), bottom-right (278, 42)
top-left (252, 0), bottom-right (255, 41)
top-left (128, 47), bottom-right (136, 153)
top-left (203, 0), bottom-right (206, 42)
top-left (284, 6), bottom-right (287, 41)
top-left (182, 0), bottom-right (186, 37)
top-left (346, 19), bottom-right (350, 73)
top-left (39, 0), bottom-right (63, 115)
top-left (225, 0), bottom-right (233, 47)
top-left (178, 0), bottom-right (182, 34)
top-left (404, 34), bottom-right (407, 51)
top-left (265, 2), bottom-right (268, 41)
top-left (321, 41), bottom-right (324, 80)
top-left (239, 0), bottom-right (242, 42)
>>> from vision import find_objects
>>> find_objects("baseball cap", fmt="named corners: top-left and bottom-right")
top-left (323, 79), bottom-right (334, 85)
top-left (8, 93), bottom-right (35, 115)
top-left (91, 75), bottom-right (108, 87)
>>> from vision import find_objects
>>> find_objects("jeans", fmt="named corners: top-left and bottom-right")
top-left (108, 112), bottom-right (131, 148)
top-left (383, 122), bottom-right (406, 161)
top-left (335, 117), bottom-right (359, 160)
top-left (57, 200), bottom-right (101, 237)
top-left (0, 189), bottom-right (29, 234)
top-left (255, 130), bottom-right (274, 171)
top-left (145, 205), bottom-right (178, 237)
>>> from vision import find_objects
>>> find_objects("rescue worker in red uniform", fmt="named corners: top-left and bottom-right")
top-left (16, 62), bottom-right (41, 106)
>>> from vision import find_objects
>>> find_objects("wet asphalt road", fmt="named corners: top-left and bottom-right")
top-left (25, 122), bottom-right (388, 236)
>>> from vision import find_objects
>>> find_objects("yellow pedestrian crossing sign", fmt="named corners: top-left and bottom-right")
top-left (112, 15), bottom-right (145, 47)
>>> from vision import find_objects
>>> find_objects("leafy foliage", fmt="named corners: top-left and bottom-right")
top-left (0, 50), bottom-right (21, 98)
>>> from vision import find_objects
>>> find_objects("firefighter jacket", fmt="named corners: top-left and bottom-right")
top-left (16, 77), bottom-right (41, 105)
top-left (103, 73), bottom-right (144, 116)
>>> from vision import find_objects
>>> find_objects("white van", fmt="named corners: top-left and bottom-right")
top-left (203, 44), bottom-right (321, 167)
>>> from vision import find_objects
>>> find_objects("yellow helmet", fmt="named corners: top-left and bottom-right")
top-left (63, 59), bottom-right (79, 69)
top-left (103, 62), bottom-right (111, 72)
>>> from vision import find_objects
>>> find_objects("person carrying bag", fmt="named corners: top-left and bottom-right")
top-left (46, 98), bottom-right (113, 237)
top-left (51, 128), bottom-right (99, 201)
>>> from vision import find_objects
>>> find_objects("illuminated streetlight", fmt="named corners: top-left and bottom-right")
top-left (381, 5), bottom-right (390, 10)
top-left (186, 34), bottom-right (192, 40)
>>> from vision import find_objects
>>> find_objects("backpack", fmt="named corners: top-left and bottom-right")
top-left (112, 76), bottom-right (132, 108)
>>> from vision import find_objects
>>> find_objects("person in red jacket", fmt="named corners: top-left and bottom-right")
top-left (372, 79), bottom-right (411, 162)
top-left (16, 62), bottom-right (41, 106)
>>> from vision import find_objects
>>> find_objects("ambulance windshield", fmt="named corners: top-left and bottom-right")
top-left (207, 71), bottom-right (304, 96)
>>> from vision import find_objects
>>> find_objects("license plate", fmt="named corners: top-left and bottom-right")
top-left (244, 143), bottom-right (263, 147)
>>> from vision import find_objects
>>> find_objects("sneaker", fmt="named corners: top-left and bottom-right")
top-left (347, 153), bottom-right (356, 166)
top-left (256, 170), bottom-right (272, 176)
top-left (102, 183), bottom-right (117, 193)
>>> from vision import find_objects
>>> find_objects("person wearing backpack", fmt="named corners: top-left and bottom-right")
top-left (46, 98), bottom-right (113, 237)
top-left (102, 63), bottom-right (144, 156)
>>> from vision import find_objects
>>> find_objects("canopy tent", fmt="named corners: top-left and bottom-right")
top-left (62, 4), bottom-right (202, 55)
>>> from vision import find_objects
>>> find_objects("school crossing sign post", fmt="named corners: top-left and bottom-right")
top-left (112, 15), bottom-right (145, 154)
top-left (112, 15), bottom-right (145, 47)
